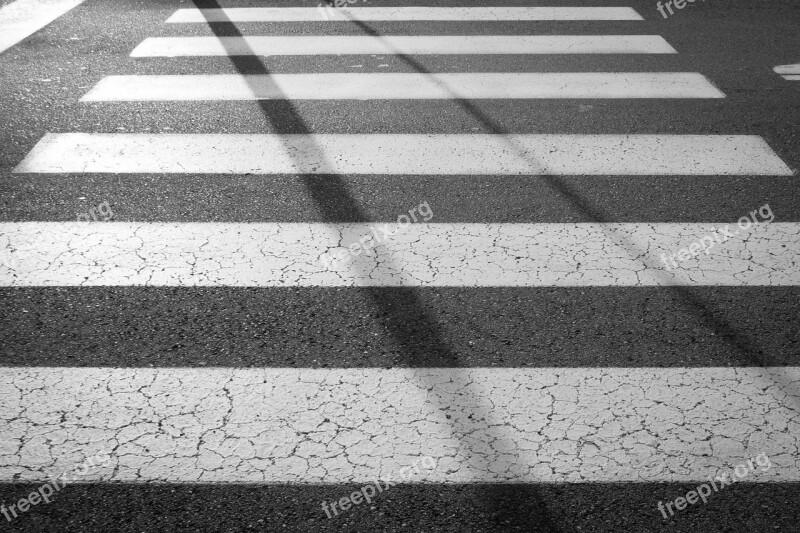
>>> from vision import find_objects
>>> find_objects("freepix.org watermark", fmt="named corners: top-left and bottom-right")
top-left (660, 203), bottom-right (774, 271)
top-left (657, 452), bottom-right (771, 519)
top-left (1, 201), bottom-right (114, 270)
top-left (656, 0), bottom-right (706, 19)
top-left (76, 200), bottom-right (113, 222)
top-left (320, 456), bottom-right (436, 519)
top-left (1, 451), bottom-right (112, 523)
top-left (320, 202), bottom-right (433, 268)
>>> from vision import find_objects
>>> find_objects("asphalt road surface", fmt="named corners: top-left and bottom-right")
top-left (0, 0), bottom-right (799, 531)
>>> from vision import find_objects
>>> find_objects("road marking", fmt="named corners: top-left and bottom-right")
top-left (774, 64), bottom-right (800, 80)
top-left (81, 73), bottom-right (724, 101)
top-left (774, 64), bottom-right (800, 75)
top-left (2, 222), bottom-right (797, 287)
top-left (1, 366), bottom-right (797, 483)
top-left (13, 134), bottom-right (790, 176)
top-left (130, 35), bottom-right (677, 57)
top-left (166, 7), bottom-right (644, 23)
top-left (0, 0), bottom-right (86, 54)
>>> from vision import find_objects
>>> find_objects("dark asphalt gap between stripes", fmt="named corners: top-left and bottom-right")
top-left (0, 482), bottom-right (798, 532)
top-left (4, 99), bottom-right (798, 152)
top-left (1, 287), bottom-right (797, 368)
top-left (2, 175), bottom-right (798, 223)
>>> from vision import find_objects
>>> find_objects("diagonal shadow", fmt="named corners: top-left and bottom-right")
top-left (192, 1), bottom-right (456, 367)
top-left (188, 1), bottom-right (797, 529)
top-left (342, 13), bottom-right (799, 383)
top-left (191, 1), bottom-right (560, 531)
top-left (339, 8), bottom-right (800, 486)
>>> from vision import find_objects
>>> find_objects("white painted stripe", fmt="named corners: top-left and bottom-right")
top-left (80, 73), bottom-right (724, 101)
top-left (166, 7), bottom-right (644, 23)
top-left (0, 0), bottom-right (86, 54)
top-left (774, 63), bottom-right (800, 75)
top-left (130, 35), bottom-right (677, 57)
top-left (13, 134), bottom-right (791, 176)
top-left (1, 367), bottom-right (797, 483)
top-left (783, 75), bottom-right (800, 81)
top-left (1, 222), bottom-right (797, 287)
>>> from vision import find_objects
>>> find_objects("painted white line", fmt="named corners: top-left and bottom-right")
top-left (166, 7), bottom-right (644, 23)
top-left (80, 73), bottom-right (724, 101)
top-left (774, 63), bottom-right (800, 75)
top-left (1, 222), bottom-right (798, 287)
top-left (13, 134), bottom-right (791, 176)
top-left (1, 367), bottom-right (797, 483)
top-left (130, 35), bottom-right (677, 57)
top-left (782, 75), bottom-right (800, 81)
top-left (0, 0), bottom-right (86, 54)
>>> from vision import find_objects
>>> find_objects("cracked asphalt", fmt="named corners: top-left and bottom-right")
top-left (3, 368), bottom-right (800, 483)
top-left (0, 0), bottom-right (799, 531)
top-left (2, 222), bottom-right (799, 286)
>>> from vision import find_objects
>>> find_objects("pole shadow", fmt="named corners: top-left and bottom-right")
top-left (185, 2), bottom-right (797, 530)
top-left (343, 12), bottom-right (800, 402)
top-left (190, 1), bottom-right (559, 530)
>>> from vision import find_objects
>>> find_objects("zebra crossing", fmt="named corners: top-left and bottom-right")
top-left (14, 133), bottom-right (789, 174)
top-left (775, 63), bottom-right (800, 82)
top-left (79, 72), bottom-right (726, 100)
top-left (3, 366), bottom-right (799, 484)
top-left (130, 35), bottom-right (680, 56)
top-left (2, 221), bottom-right (799, 286)
top-left (1, 1), bottom-right (799, 530)
top-left (0, 0), bottom-right (87, 54)
top-left (164, 6), bottom-right (646, 22)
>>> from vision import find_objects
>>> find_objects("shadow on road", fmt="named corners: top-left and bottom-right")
top-left (186, 1), bottom-right (798, 529)
top-left (342, 14), bottom-right (786, 373)
top-left (191, 0), bottom-right (560, 530)
top-left (342, 11), bottom-right (800, 413)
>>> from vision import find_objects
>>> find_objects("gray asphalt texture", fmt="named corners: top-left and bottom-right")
top-left (1, 0), bottom-right (799, 531)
